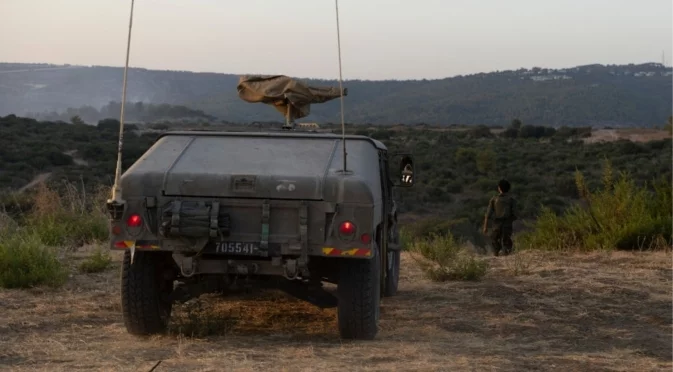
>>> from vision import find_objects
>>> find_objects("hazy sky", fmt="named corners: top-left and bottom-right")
top-left (1, 0), bottom-right (671, 80)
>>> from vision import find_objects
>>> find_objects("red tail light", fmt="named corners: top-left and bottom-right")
top-left (339, 221), bottom-right (355, 235)
top-left (360, 233), bottom-right (371, 244)
top-left (126, 214), bottom-right (142, 227)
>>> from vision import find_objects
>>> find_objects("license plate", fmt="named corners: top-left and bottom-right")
top-left (214, 241), bottom-right (260, 256)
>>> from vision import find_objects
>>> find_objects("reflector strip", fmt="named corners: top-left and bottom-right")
top-left (113, 240), bottom-right (159, 249)
top-left (322, 247), bottom-right (371, 257)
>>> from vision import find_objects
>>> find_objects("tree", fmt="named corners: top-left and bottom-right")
top-left (510, 118), bottom-right (522, 130)
top-left (518, 125), bottom-right (537, 138)
top-left (501, 128), bottom-right (519, 139)
top-left (70, 115), bottom-right (85, 125)
top-left (469, 125), bottom-right (493, 138)
top-left (476, 149), bottom-right (496, 174)
top-left (97, 118), bottom-right (120, 131)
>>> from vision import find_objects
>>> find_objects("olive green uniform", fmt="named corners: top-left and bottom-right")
top-left (485, 193), bottom-right (516, 256)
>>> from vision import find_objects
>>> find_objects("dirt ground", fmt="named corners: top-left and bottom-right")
top-left (0, 248), bottom-right (671, 372)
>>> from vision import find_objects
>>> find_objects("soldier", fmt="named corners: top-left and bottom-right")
top-left (482, 179), bottom-right (516, 256)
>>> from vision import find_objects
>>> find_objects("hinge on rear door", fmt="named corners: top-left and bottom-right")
top-left (170, 200), bottom-right (182, 236)
top-left (260, 200), bottom-right (270, 257)
top-left (209, 201), bottom-right (220, 238)
top-left (298, 201), bottom-right (309, 276)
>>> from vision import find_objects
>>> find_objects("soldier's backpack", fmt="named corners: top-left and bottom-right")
top-left (493, 194), bottom-right (516, 222)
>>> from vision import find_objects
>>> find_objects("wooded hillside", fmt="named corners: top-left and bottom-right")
top-left (1, 62), bottom-right (671, 127)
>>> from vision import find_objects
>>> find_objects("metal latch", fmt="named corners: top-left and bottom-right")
top-left (170, 200), bottom-right (182, 235)
top-left (209, 201), bottom-right (220, 238)
top-left (260, 200), bottom-right (270, 256)
top-left (298, 201), bottom-right (309, 275)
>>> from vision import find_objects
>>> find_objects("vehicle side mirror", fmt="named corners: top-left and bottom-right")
top-left (394, 154), bottom-right (415, 187)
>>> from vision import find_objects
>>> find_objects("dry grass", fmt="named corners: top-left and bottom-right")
top-left (0, 250), bottom-right (671, 371)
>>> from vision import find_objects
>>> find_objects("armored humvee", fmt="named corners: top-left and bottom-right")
top-left (106, 76), bottom-right (415, 340)
top-left (108, 130), bottom-right (414, 340)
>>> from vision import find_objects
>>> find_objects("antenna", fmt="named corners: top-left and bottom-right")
top-left (334, 0), bottom-right (347, 172)
top-left (109, 0), bottom-right (135, 205)
top-left (662, 50), bottom-right (666, 67)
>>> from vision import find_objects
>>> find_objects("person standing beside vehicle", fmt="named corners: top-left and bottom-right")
top-left (482, 179), bottom-right (516, 256)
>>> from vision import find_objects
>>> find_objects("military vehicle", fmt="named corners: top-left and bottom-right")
top-left (107, 75), bottom-right (415, 340)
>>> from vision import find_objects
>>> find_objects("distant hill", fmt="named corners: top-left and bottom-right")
top-left (0, 62), bottom-right (671, 127)
top-left (27, 101), bottom-right (216, 124)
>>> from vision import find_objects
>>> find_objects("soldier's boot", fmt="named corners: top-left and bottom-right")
top-left (490, 228), bottom-right (502, 257)
top-left (502, 229), bottom-right (514, 256)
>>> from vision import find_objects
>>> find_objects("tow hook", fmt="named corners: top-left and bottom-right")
top-left (233, 263), bottom-right (259, 275)
top-left (177, 255), bottom-right (196, 277)
top-left (283, 259), bottom-right (299, 280)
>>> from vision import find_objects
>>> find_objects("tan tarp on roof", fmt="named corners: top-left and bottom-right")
top-left (236, 75), bottom-right (347, 121)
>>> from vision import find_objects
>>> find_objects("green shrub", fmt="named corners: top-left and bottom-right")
top-left (0, 228), bottom-right (68, 289)
top-left (29, 212), bottom-right (108, 247)
top-left (79, 248), bottom-right (112, 273)
top-left (408, 233), bottom-right (488, 281)
top-left (517, 161), bottom-right (672, 251)
top-left (404, 217), bottom-right (457, 240)
top-left (25, 182), bottom-right (108, 247)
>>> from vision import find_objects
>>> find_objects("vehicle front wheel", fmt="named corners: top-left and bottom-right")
top-left (121, 250), bottom-right (175, 335)
top-left (336, 244), bottom-right (381, 340)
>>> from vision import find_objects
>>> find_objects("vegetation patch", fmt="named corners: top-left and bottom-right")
top-left (79, 247), bottom-right (112, 273)
top-left (407, 233), bottom-right (489, 281)
top-left (0, 228), bottom-right (68, 289)
top-left (517, 160), bottom-right (672, 252)
top-left (21, 183), bottom-right (109, 248)
top-left (0, 182), bottom-right (111, 288)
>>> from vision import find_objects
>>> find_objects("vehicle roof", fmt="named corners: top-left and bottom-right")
top-left (157, 130), bottom-right (388, 151)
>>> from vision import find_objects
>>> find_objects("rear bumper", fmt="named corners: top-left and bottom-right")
top-left (110, 239), bottom-right (373, 259)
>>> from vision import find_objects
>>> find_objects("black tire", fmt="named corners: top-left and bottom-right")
top-left (121, 250), bottom-right (175, 335)
top-left (336, 244), bottom-right (381, 340)
top-left (383, 249), bottom-right (400, 297)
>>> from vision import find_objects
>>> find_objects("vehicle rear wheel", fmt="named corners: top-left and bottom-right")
top-left (383, 249), bottom-right (400, 297)
top-left (121, 250), bottom-right (175, 335)
top-left (336, 243), bottom-right (381, 340)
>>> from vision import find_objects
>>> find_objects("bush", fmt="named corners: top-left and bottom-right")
top-left (0, 228), bottom-right (68, 288)
top-left (79, 247), bottom-right (112, 273)
top-left (408, 233), bottom-right (488, 281)
top-left (97, 118), bottom-right (120, 131)
top-left (25, 183), bottom-right (109, 247)
top-left (517, 161), bottom-right (672, 251)
top-left (403, 217), bottom-right (459, 240)
top-left (371, 130), bottom-right (392, 140)
top-left (0, 181), bottom-right (113, 288)
top-left (469, 125), bottom-right (493, 138)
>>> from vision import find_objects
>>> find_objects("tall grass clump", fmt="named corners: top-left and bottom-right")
top-left (518, 160), bottom-right (672, 251)
top-left (79, 246), bottom-right (112, 273)
top-left (0, 223), bottom-right (68, 288)
top-left (23, 182), bottom-right (109, 248)
top-left (402, 216), bottom-right (488, 250)
top-left (0, 181), bottom-right (111, 288)
top-left (407, 232), bottom-right (488, 281)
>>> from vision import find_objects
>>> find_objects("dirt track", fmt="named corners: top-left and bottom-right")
top-left (0, 249), bottom-right (671, 372)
